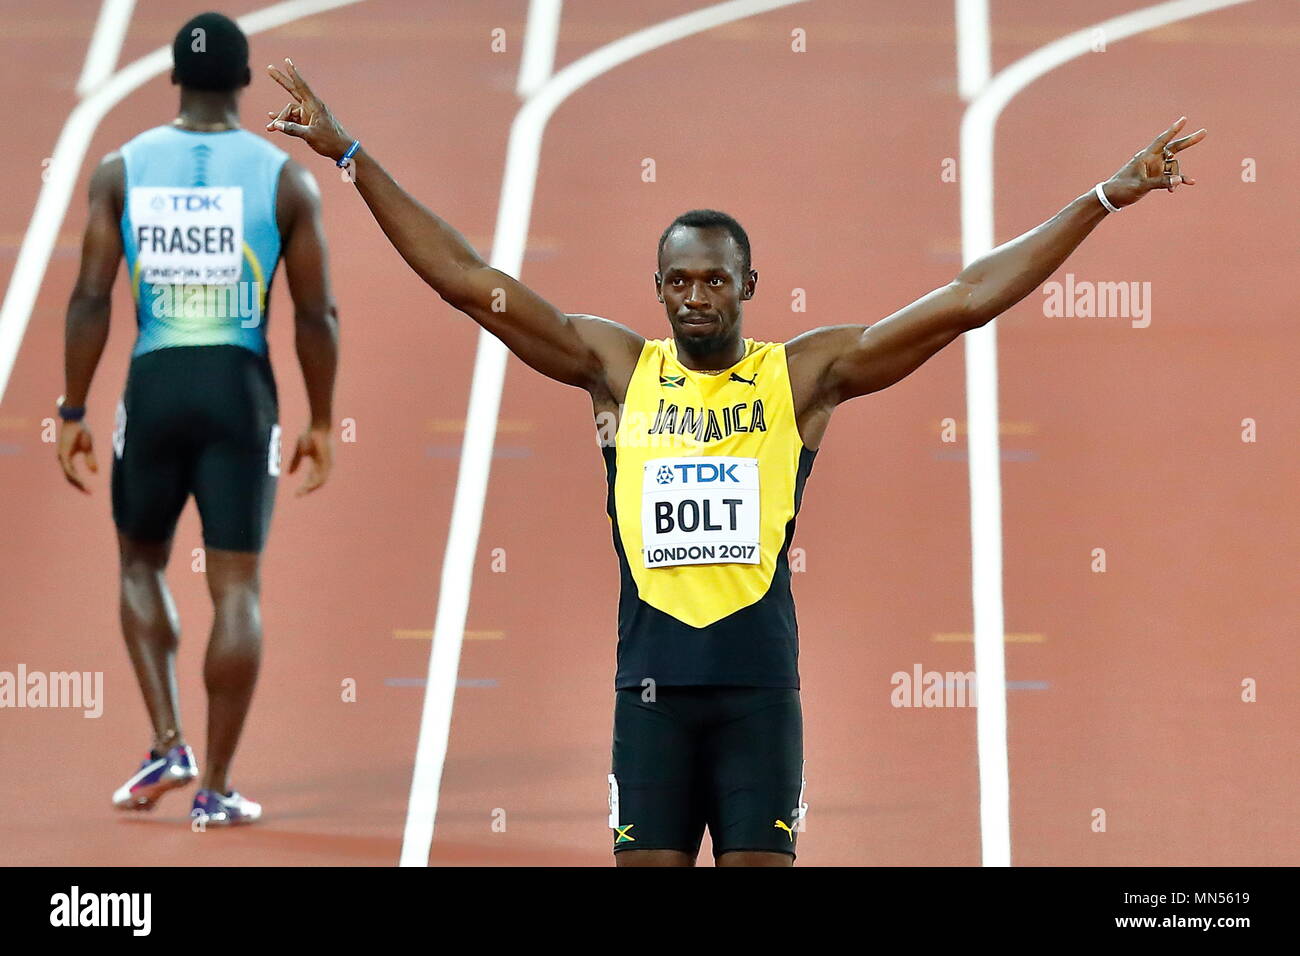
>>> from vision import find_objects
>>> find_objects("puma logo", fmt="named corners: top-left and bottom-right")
top-left (773, 819), bottom-right (795, 841)
top-left (729, 372), bottom-right (757, 386)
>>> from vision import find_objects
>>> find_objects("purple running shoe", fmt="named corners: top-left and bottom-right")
top-left (112, 744), bottom-right (198, 810)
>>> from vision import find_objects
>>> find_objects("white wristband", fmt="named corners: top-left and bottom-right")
top-left (1094, 182), bottom-right (1120, 213)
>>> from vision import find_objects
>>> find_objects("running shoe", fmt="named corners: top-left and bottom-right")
top-left (191, 788), bottom-right (262, 826)
top-left (112, 743), bottom-right (198, 810)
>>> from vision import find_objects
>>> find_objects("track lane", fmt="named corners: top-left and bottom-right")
top-left (0, 0), bottom-right (528, 865)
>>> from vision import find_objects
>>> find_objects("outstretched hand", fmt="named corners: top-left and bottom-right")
top-left (1102, 116), bottom-right (1207, 208)
top-left (265, 58), bottom-right (354, 162)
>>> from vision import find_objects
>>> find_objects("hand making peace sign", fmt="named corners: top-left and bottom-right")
top-left (265, 58), bottom-right (355, 162)
top-left (1101, 116), bottom-right (1208, 208)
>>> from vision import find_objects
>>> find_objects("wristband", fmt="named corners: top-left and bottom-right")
top-left (57, 397), bottom-right (85, 422)
top-left (337, 140), bottom-right (361, 168)
top-left (1094, 182), bottom-right (1120, 214)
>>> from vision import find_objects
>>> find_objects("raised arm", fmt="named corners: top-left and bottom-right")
top-left (789, 117), bottom-right (1207, 411)
top-left (58, 152), bottom-right (125, 493)
top-left (276, 158), bottom-right (339, 495)
top-left (264, 58), bottom-right (642, 403)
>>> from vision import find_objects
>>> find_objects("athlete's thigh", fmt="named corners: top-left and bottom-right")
top-left (702, 687), bottom-right (806, 860)
top-left (111, 360), bottom-right (192, 544)
top-left (191, 349), bottom-right (279, 553)
top-left (609, 687), bottom-right (706, 859)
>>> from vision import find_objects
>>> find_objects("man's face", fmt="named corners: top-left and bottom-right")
top-left (655, 226), bottom-right (757, 358)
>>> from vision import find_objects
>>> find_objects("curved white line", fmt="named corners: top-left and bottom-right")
top-left (0, 0), bottom-right (368, 404)
top-left (516, 0), bottom-right (563, 100)
top-left (958, 0), bottom-right (1255, 867)
top-left (77, 0), bottom-right (136, 97)
top-left (400, 0), bottom-right (811, 868)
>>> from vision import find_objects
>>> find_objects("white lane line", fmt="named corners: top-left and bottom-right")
top-left (516, 0), bottom-right (563, 100)
top-left (953, 0), bottom-right (990, 102)
top-left (957, 0), bottom-right (1254, 868)
top-left (399, 0), bottom-right (811, 868)
top-left (76, 0), bottom-right (137, 97)
top-left (0, 0), bottom-right (136, 401)
top-left (0, 0), bottom-right (368, 405)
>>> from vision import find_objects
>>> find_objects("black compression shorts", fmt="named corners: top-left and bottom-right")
top-left (111, 345), bottom-right (279, 553)
top-left (608, 685), bottom-right (806, 860)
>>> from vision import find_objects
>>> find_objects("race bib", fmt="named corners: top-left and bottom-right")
top-left (641, 456), bottom-right (760, 568)
top-left (129, 187), bottom-right (244, 286)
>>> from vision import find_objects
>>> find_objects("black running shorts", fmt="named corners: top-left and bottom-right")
top-left (111, 345), bottom-right (279, 552)
top-left (608, 685), bottom-right (807, 859)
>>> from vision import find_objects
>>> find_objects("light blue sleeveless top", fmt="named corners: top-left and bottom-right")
top-left (119, 126), bottom-right (288, 358)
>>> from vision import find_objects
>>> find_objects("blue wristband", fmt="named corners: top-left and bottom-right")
top-left (337, 140), bottom-right (360, 168)
top-left (58, 403), bottom-right (85, 422)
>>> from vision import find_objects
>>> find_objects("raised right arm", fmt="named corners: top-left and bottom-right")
top-left (344, 148), bottom-right (641, 395)
top-left (265, 58), bottom-right (642, 400)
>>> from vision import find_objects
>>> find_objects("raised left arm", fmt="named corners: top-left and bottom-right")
top-left (795, 117), bottom-right (1206, 406)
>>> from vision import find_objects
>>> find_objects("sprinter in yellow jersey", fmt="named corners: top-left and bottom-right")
top-left (263, 59), bottom-right (1206, 866)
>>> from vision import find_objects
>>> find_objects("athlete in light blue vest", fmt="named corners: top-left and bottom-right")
top-left (120, 122), bottom-right (286, 357)
top-left (57, 12), bottom-right (339, 826)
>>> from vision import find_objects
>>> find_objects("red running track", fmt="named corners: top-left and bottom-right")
top-left (0, 0), bottom-right (1295, 866)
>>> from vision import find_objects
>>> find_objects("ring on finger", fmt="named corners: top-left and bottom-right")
top-left (1163, 157), bottom-right (1180, 190)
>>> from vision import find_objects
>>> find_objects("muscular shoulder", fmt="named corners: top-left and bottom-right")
top-left (277, 158), bottom-right (320, 205)
top-left (92, 150), bottom-right (124, 182)
top-left (568, 314), bottom-right (644, 353)
top-left (784, 324), bottom-right (866, 404)
top-left (785, 323), bottom-right (867, 358)
top-left (566, 314), bottom-right (645, 404)
top-left (89, 151), bottom-right (125, 209)
top-left (275, 158), bottom-right (321, 236)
